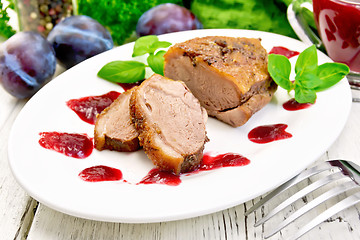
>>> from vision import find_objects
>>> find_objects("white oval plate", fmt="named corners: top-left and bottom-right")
top-left (8, 29), bottom-right (352, 223)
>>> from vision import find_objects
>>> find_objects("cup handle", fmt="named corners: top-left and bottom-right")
top-left (287, 1), bottom-right (323, 49)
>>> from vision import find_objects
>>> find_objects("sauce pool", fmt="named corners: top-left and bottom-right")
top-left (138, 152), bottom-right (250, 186)
top-left (39, 132), bottom-right (93, 158)
top-left (199, 152), bottom-right (250, 171)
top-left (248, 124), bottom-right (292, 144)
top-left (283, 98), bottom-right (313, 111)
top-left (269, 46), bottom-right (300, 59)
top-left (79, 165), bottom-right (123, 182)
top-left (138, 169), bottom-right (181, 186)
top-left (66, 91), bottom-right (120, 124)
top-left (117, 82), bottom-right (142, 91)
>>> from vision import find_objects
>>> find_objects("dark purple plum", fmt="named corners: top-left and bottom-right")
top-left (0, 31), bottom-right (56, 99)
top-left (136, 3), bottom-right (202, 37)
top-left (47, 15), bottom-right (114, 69)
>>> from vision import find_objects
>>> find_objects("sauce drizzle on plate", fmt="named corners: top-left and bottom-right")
top-left (66, 91), bottom-right (120, 124)
top-left (269, 46), bottom-right (300, 58)
top-left (79, 165), bottom-right (123, 182)
top-left (283, 98), bottom-right (313, 111)
top-left (248, 124), bottom-right (292, 144)
top-left (39, 132), bottom-right (93, 158)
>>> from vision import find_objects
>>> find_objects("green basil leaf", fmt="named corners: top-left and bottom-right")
top-left (295, 45), bottom-right (318, 77)
top-left (314, 62), bottom-right (350, 91)
top-left (148, 51), bottom-right (166, 75)
top-left (268, 54), bottom-right (293, 90)
top-left (132, 35), bottom-right (159, 57)
top-left (97, 60), bottom-right (146, 83)
top-left (296, 71), bottom-right (322, 89)
top-left (294, 83), bottom-right (317, 103)
top-left (269, 44), bottom-right (349, 104)
top-left (149, 41), bottom-right (172, 54)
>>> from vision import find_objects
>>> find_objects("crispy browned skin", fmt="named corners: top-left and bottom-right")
top-left (94, 88), bottom-right (140, 152)
top-left (164, 36), bottom-right (277, 127)
top-left (130, 74), bottom-right (208, 175)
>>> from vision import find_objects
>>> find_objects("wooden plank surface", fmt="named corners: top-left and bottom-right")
top-left (0, 88), bottom-right (34, 240)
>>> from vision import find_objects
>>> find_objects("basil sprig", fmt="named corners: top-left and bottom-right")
top-left (98, 35), bottom-right (172, 83)
top-left (268, 45), bottom-right (350, 103)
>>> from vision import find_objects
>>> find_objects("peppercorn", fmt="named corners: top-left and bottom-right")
top-left (16, 0), bottom-right (74, 36)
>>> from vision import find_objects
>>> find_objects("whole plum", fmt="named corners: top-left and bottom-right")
top-left (136, 3), bottom-right (203, 37)
top-left (47, 15), bottom-right (114, 69)
top-left (0, 31), bottom-right (56, 99)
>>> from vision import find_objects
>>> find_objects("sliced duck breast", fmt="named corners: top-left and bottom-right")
top-left (130, 74), bottom-right (208, 175)
top-left (164, 36), bottom-right (277, 127)
top-left (94, 88), bottom-right (140, 152)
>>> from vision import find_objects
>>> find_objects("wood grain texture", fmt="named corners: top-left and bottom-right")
top-left (0, 87), bottom-right (20, 127)
top-left (0, 96), bottom-right (32, 240)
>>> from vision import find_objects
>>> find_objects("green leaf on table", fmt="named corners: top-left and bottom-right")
top-left (295, 45), bottom-right (318, 76)
top-left (268, 54), bottom-right (293, 90)
top-left (314, 62), bottom-right (350, 91)
top-left (97, 60), bottom-right (146, 83)
top-left (147, 50), bottom-right (166, 75)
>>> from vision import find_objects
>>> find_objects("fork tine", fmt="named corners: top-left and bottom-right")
top-left (347, 73), bottom-right (360, 91)
top-left (245, 161), bottom-right (334, 215)
top-left (264, 181), bottom-right (359, 238)
top-left (287, 191), bottom-right (360, 240)
top-left (255, 171), bottom-right (346, 227)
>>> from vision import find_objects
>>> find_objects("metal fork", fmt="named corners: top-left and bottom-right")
top-left (348, 73), bottom-right (360, 92)
top-left (245, 160), bottom-right (360, 240)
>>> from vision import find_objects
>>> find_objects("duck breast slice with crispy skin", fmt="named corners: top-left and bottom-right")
top-left (94, 88), bottom-right (140, 152)
top-left (163, 36), bottom-right (277, 127)
top-left (130, 74), bottom-right (208, 175)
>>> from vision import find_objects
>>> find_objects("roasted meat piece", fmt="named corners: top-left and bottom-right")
top-left (130, 74), bottom-right (208, 174)
top-left (94, 88), bottom-right (140, 152)
top-left (164, 36), bottom-right (277, 127)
